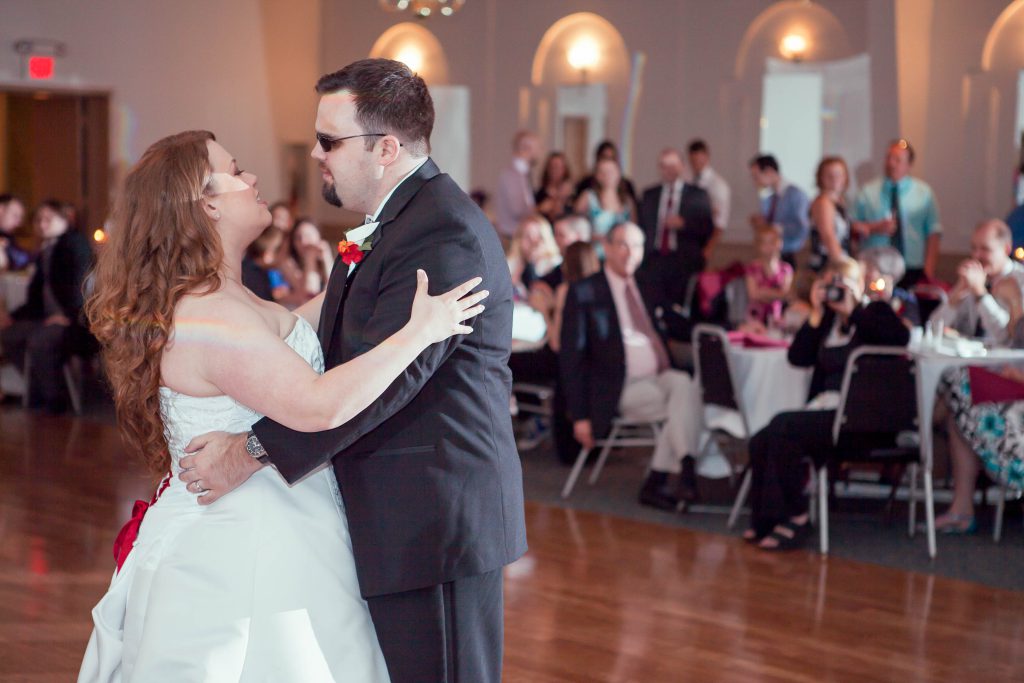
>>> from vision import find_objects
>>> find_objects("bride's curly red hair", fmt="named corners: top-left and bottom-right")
top-left (87, 130), bottom-right (224, 474)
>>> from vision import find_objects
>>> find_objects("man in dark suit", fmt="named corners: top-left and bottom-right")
top-left (0, 199), bottom-right (93, 413)
top-left (560, 222), bottom-right (704, 510)
top-left (637, 148), bottom-right (714, 304)
top-left (178, 59), bottom-right (526, 683)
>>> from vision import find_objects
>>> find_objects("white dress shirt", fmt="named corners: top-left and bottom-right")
top-left (343, 158), bottom-right (428, 277)
top-left (693, 165), bottom-right (731, 231)
top-left (605, 268), bottom-right (660, 380)
top-left (494, 157), bottom-right (535, 239)
top-left (932, 259), bottom-right (1024, 344)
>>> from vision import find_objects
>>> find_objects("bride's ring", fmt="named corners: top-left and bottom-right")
top-left (191, 480), bottom-right (203, 492)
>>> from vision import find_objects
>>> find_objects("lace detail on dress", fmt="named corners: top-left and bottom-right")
top-left (159, 316), bottom-right (324, 475)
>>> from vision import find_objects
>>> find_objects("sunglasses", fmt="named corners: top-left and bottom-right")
top-left (316, 132), bottom-right (402, 153)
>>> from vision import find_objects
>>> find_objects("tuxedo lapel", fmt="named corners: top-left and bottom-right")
top-left (321, 158), bottom-right (442, 355)
top-left (318, 253), bottom-right (347, 350)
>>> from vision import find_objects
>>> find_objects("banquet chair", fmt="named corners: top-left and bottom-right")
top-left (818, 346), bottom-right (923, 554)
top-left (560, 416), bottom-right (664, 499)
top-left (692, 324), bottom-right (755, 527)
top-left (22, 352), bottom-right (87, 415)
top-left (512, 381), bottom-right (555, 450)
top-left (913, 284), bottom-right (947, 325)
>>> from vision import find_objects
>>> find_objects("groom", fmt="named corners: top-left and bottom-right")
top-left (179, 59), bottom-right (527, 682)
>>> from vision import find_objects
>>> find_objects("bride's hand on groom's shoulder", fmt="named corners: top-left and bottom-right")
top-left (407, 269), bottom-right (488, 346)
top-left (178, 431), bottom-right (260, 506)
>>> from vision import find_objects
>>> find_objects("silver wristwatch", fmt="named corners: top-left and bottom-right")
top-left (245, 430), bottom-right (270, 464)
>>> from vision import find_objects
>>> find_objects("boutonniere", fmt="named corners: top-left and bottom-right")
top-left (337, 238), bottom-right (372, 266)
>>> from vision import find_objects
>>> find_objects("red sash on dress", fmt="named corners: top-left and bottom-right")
top-left (112, 472), bottom-right (172, 572)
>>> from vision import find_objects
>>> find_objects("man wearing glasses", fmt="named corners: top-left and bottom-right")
top-left (181, 59), bottom-right (526, 683)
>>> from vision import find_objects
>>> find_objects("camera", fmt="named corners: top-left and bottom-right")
top-left (824, 276), bottom-right (847, 303)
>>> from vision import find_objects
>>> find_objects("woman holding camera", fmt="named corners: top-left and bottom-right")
top-left (742, 257), bottom-right (911, 550)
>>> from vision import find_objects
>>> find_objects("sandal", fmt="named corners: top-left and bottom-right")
top-left (758, 519), bottom-right (812, 551)
top-left (932, 513), bottom-right (977, 535)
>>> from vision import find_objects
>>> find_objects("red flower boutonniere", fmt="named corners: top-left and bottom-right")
top-left (337, 239), bottom-right (369, 266)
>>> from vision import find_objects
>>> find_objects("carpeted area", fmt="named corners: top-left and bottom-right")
top-left (519, 439), bottom-right (1024, 592)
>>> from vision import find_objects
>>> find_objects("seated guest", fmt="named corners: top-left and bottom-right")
top-left (929, 219), bottom-right (1024, 345)
top-left (0, 200), bottom-right (94, 413)
top-left (742, 257), bottom-right (911, 549)
top-left (748, 154), bottom-right (810, 268)
top-left (528, 215), bottom-right (593, 359)
top-left (574, 158), bottom-right (637, 246)
top-left (859, 246), bottom-right (921, 327)
top-left (508, 214), bottom-right (561, 290)
top-left (638, 147), bottom-right (715, 303)
top-left (851, 139), bottom-right (940, 286)
top-left (573, 140), bottom-right (639, 206)
top-left (545, 241), bottom-right (600, 355)
top-left (808, 156), bottom-right (852, 272)
top-left (535, 152), bottom-right (574, 223)
top-left (277, 217), bottom-right (335, 308)
top-left (0, 193), bottom-right (32, 272)
top-left (560, 222), bottom-right (704, 509)
top-left (268, 201), bottom-right (292, 233)
top-left (745, 226), bottom-right (793, 327)
top-left (242, 226), bottom-right (288, 302)
top-left (535, 213), bottom-right (591, 293)
top-left (936, 300), bottom-right (1024, 533)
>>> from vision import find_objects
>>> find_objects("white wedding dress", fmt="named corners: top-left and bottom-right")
top-left (79, 317), bottom-right (390, 682)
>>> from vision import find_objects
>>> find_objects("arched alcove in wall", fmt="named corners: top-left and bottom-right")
top-left (530, 12), bottom-right (629, 88)
top-left (733, 0), bottom-right (853, 80)
top-left (961, 0), bottom-right (1024, 220)
top-left (369, 22), bottom-right (450, 85)
top-left (982, 0), bottom-right (1024, 73)
top-left (529, 12), bottom-right (631, 175)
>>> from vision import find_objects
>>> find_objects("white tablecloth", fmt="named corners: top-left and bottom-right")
top-left (1, 271), bottom-right (30, 312)
top-left (704, 345), bottom-right (813, 437)
top-left (728, 346), bottom-right (813, 433)
top-left (0, 271), bottom-right (32, 395)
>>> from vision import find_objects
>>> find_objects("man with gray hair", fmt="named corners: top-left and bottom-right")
top-left (859, 245), bottom-right (921, 326)
top-left (930, 219), bottom-right (1024, 344)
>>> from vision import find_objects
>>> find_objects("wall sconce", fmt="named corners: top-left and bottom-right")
top-left (779, 33), bottom-right (809, 62)
top-left (396, 45), bottom-right (424, 73)
top-left (567, 37), bottom-right (600, 82)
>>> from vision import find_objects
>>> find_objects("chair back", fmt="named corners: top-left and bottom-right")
top-left (832, 346), bottom-right (917, 448)
top-left (693, 324), bottom-right (746, 425)
top-left (914, 284), bottom-right (947, 326)
top-left (724, 277), bottom-right (749, 329)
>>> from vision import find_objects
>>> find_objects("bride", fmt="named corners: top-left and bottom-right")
top-left (78, 130), bottom-right (487, 682)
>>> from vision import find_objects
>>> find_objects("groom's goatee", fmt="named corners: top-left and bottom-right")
top-left (322, 183), bottom-right (342, 208)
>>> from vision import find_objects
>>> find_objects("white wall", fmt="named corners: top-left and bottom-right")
top-left (0, 0), bottom-right (320, 207)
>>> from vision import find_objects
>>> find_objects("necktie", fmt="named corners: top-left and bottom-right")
top-left (660, 187), bottom-right (674, 255)
top-left (890, 183), bottom-right (904, 252)
top-left (625, 281), bottom-right (670, 373)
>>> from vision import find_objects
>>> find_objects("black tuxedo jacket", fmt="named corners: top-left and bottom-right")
top-left (13, 230), bottom-right (93, 325)
top-left (252, 159), bottom-right (527, 598)
top-left (637, 182), bottom-right (714, 264)
top-left (559, 269), bottom-right (672, 439)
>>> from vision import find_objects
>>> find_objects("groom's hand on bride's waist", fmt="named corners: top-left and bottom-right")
top-left (179, 431), bottom-right (262, 506)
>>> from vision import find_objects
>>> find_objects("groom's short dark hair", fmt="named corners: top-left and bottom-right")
top-left (316, 59), bottom-right (433, 156)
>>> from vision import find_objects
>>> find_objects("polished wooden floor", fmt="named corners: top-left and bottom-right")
top-left (2, 406), bottom-right (1023, 682)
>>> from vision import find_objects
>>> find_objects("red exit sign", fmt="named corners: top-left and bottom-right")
top-left (28, 55), bottom-right (55, 80)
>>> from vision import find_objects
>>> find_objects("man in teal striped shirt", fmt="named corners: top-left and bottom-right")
top-left (852, 139), bottom-right (941, 287)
